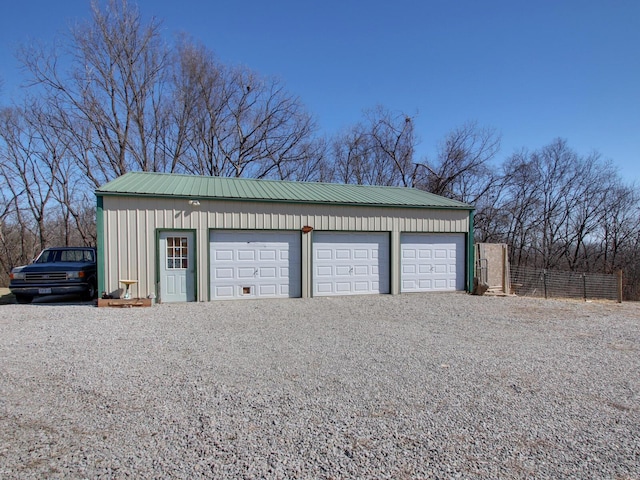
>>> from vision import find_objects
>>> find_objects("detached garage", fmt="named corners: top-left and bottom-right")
top-left (96, 172), bottom-right (474, 302)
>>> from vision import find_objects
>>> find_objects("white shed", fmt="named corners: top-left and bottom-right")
top-left (96, 172), bottom-right (474, 302)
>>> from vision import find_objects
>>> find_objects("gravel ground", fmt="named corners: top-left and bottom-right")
top-left (1, 293), bottom-right (639, 479)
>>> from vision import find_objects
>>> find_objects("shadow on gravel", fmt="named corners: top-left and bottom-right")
top-left (31, 294), bottom-right (96, 306)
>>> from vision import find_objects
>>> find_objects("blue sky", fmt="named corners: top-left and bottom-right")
top-left (1, 0), bottom-right (639, 183)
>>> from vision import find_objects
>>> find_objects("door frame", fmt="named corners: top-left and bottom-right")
top-left (156, 229), bottom-right (198, 302)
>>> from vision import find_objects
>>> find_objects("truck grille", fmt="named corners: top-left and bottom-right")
top-left (25, 272), bottom-right (68, 282)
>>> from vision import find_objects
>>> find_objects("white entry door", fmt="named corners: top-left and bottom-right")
top-left (159, 231), bottom-right (196, 302)
top-left (313, 232), bottom-right (390, 296)
top-left (210, 230), bottom-right (301, 300)
top-left (401, 233), bottom-right (465, 292)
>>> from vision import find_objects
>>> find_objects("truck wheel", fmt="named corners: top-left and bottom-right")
top-left (15, 294), bottom-right (33, 304)
top-left (85, 281), bottom-right (97, 300)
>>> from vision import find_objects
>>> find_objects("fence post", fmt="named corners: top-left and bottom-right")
top-left (543, 269), bottom-right (548, 299)
top-left (617, 270), bottom-right (623, 303)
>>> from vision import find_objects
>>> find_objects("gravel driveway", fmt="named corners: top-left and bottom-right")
top-left (1, 294), bottom-right (638, 479)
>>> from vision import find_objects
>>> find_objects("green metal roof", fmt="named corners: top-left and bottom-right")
top-left (96, 172), bottom-right (473, 209)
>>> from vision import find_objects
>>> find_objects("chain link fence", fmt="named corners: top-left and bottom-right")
top-left (510, 266), bottom-right (622, 302)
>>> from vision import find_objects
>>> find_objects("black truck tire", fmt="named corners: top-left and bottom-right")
top-left (15, 294), bottom-right (33, 304)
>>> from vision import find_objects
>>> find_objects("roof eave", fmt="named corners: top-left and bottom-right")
top-left (95, 190), bottom-right (473, 210)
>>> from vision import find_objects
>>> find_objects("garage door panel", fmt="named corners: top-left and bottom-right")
top-left (403, 264), bottom-right (416, 274)
top-left (402, 279), bottom-right (412, 289)
top-left (260, 267), bottom-right (277, 278)
top-left (237, 267), bottom-right (255, 278)
top-left (418, 264), bottom-right (430, 274)
top-left (317, 266), bottom-right (332, 277)
top-left (216, 268), bottom-right (234, 279)
top-left (316, 282), bottom-right (332, 293)
top-left (335, 265), bottom-right (351, 276)
top-left (259, 284), bottom-right (276, 296)
top-left (216, 250), bottom-right (233, 261)
top-left (210, 231), bottom-right (301, 300)
top-left (317, 249), bottom-right (332, 260)
top-left (313, 232), bottom-right (389, 296)
top-left (354, 281), bottom-right (370, 292)
top-left (237, 250), bottom-right (255, 261)
top-left (434, 249), bottom-right (448, 259)
top-left (401, 233), bottom-right (465, 292)
top-left (420, 279), bottom-right (432, 288)
top-left (353, 265), bottom-right (369, 275)
top-left (259, 250), bottom-right (276, 261)
top-left (215, 285), bottom-right (234, 297)
top-left (434, 279), bottom-right (448, 289)
top-left (336, 249), bottom-right (351, 260)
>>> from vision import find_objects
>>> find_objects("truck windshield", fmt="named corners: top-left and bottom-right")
top-left (35, 250), bottom-right (58, 263)
top-left (34, 249), bottom-right (95, 263)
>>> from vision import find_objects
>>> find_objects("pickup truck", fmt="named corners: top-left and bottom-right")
top-left (9, 247), bottom-right (97, 304)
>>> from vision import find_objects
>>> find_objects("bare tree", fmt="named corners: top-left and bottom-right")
top-left (417, 121), bottom-right (500, 203)
top-left (332, 106), bottom-right (416, 186)
top-left (494, 139), bottom-right (637, 274)
top-left (170, 39), bottom-right (229, 176)
top-left (597, 183), bottom-right (640, 274)
top-left (20, 0), bottom-right (170, 188)
top-left (0, 105), bottom-right (60, 253)
top-left (171, 39), bottom-right (322, 180)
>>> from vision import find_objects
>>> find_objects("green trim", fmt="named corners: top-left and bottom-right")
top-left (206, 230), bottom-right (211, 301)
top-left (96, 195), bottom-right (105, 295)
top-left (192, 231), bottom-right (198, 302)
top-left (154, 230), bottom-right (160, 299)
top-left (467, 210), bottom-right (475, 293)
top-left (96, 191), bottom-right (474, 211)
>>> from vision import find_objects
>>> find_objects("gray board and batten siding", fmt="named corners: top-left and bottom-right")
top-left (96, 172), bottom-right (474, 302)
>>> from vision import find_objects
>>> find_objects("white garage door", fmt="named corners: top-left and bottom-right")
top-left (313, 232), bottom-right (390, 296)
top-left (401, 233), bottom-right (465, 292)
top-left (210, 231), bottom-right (301, 300)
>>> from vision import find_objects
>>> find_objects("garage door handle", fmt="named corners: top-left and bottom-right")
top-left (254, 268), bottom-right (259, 277)
top-left (349, 266), bottom-right (353, 274)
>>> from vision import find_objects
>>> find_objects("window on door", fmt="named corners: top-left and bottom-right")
top-left (166, 236), bottom-right (189, 269)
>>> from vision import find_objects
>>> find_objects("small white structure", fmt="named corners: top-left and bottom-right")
top-left (96, 172), bottom-right (475, 302)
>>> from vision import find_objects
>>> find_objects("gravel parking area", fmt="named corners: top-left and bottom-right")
top-left (1, 294), bottom-right (639, 479)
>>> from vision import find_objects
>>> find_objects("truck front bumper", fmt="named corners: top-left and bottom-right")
top-left (10, 284), bottom-right (89, 297)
